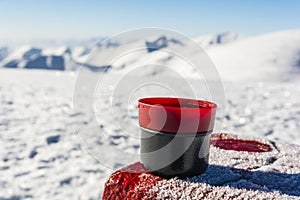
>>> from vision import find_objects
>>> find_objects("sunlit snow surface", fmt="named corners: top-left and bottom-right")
top-left (0, 69), bottom-right (299, 199)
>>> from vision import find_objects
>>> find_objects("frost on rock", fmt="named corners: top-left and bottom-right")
top-left (104, 133), bottom-right (300, 199)
top-left (147, 135), bottom-right (300, 199)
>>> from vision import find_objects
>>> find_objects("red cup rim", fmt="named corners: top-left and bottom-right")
top-left (138, 97), bottom-right (217, 134)
top-left (138, 97), bottom-right (217, 109)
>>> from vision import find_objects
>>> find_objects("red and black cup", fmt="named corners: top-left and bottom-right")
top-left (138, 97), bottom-right (217, 178)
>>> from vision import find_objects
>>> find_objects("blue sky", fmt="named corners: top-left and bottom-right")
top-left (0, 0), bottom-right (299, 42)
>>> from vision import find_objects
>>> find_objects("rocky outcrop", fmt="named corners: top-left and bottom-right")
top-left (103, 133), bottom-right (300, 199)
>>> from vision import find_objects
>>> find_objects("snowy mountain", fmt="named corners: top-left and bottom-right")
top-left (194, 31), bottom-right (242, 47)
top-left (0, 36), bottom-right (105, 70)
top-left (104, 29), bottom-right (300, 81)
top-left (0, 32), bottom-right (238, 71)
top-left (86, 29), bottom-right (300, 81)
top-left (207, 30), bottom-right (300, 81)
top-left (1, 30), bottom-right (299, 81)
top-left (1, 46), bottom-right (57, 70)
top-left (0, 45), bottom-right (89, 70)
top-left (145, 36), bottom-right (184, 52)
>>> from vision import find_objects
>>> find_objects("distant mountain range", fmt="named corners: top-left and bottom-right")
top-left (0, 32), bottom-right (240, 70)
top-left (1, 30), bottom-right (299, 81)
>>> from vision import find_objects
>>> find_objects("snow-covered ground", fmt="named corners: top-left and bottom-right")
top-left (0, 68), bottom-right (299, 199)
top-left (0, 29), bottom-right (300, 199)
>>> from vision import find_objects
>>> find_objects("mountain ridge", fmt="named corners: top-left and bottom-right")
top-left (1, 30), bottom-right (299, 81)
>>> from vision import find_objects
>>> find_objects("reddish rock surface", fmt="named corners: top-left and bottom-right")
top-left (103, 133), bottom-right (300, 199)
top-left (102, 162), bottom-right (162, 199)
top-left (210, 133), bottom-right (273, 152)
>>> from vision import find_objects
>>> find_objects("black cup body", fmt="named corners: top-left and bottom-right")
top-left (140, 127), bottom-right (211, 178)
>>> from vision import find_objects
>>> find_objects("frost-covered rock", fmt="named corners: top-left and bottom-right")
top-left (103, 133), bottom-right (300, 199)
